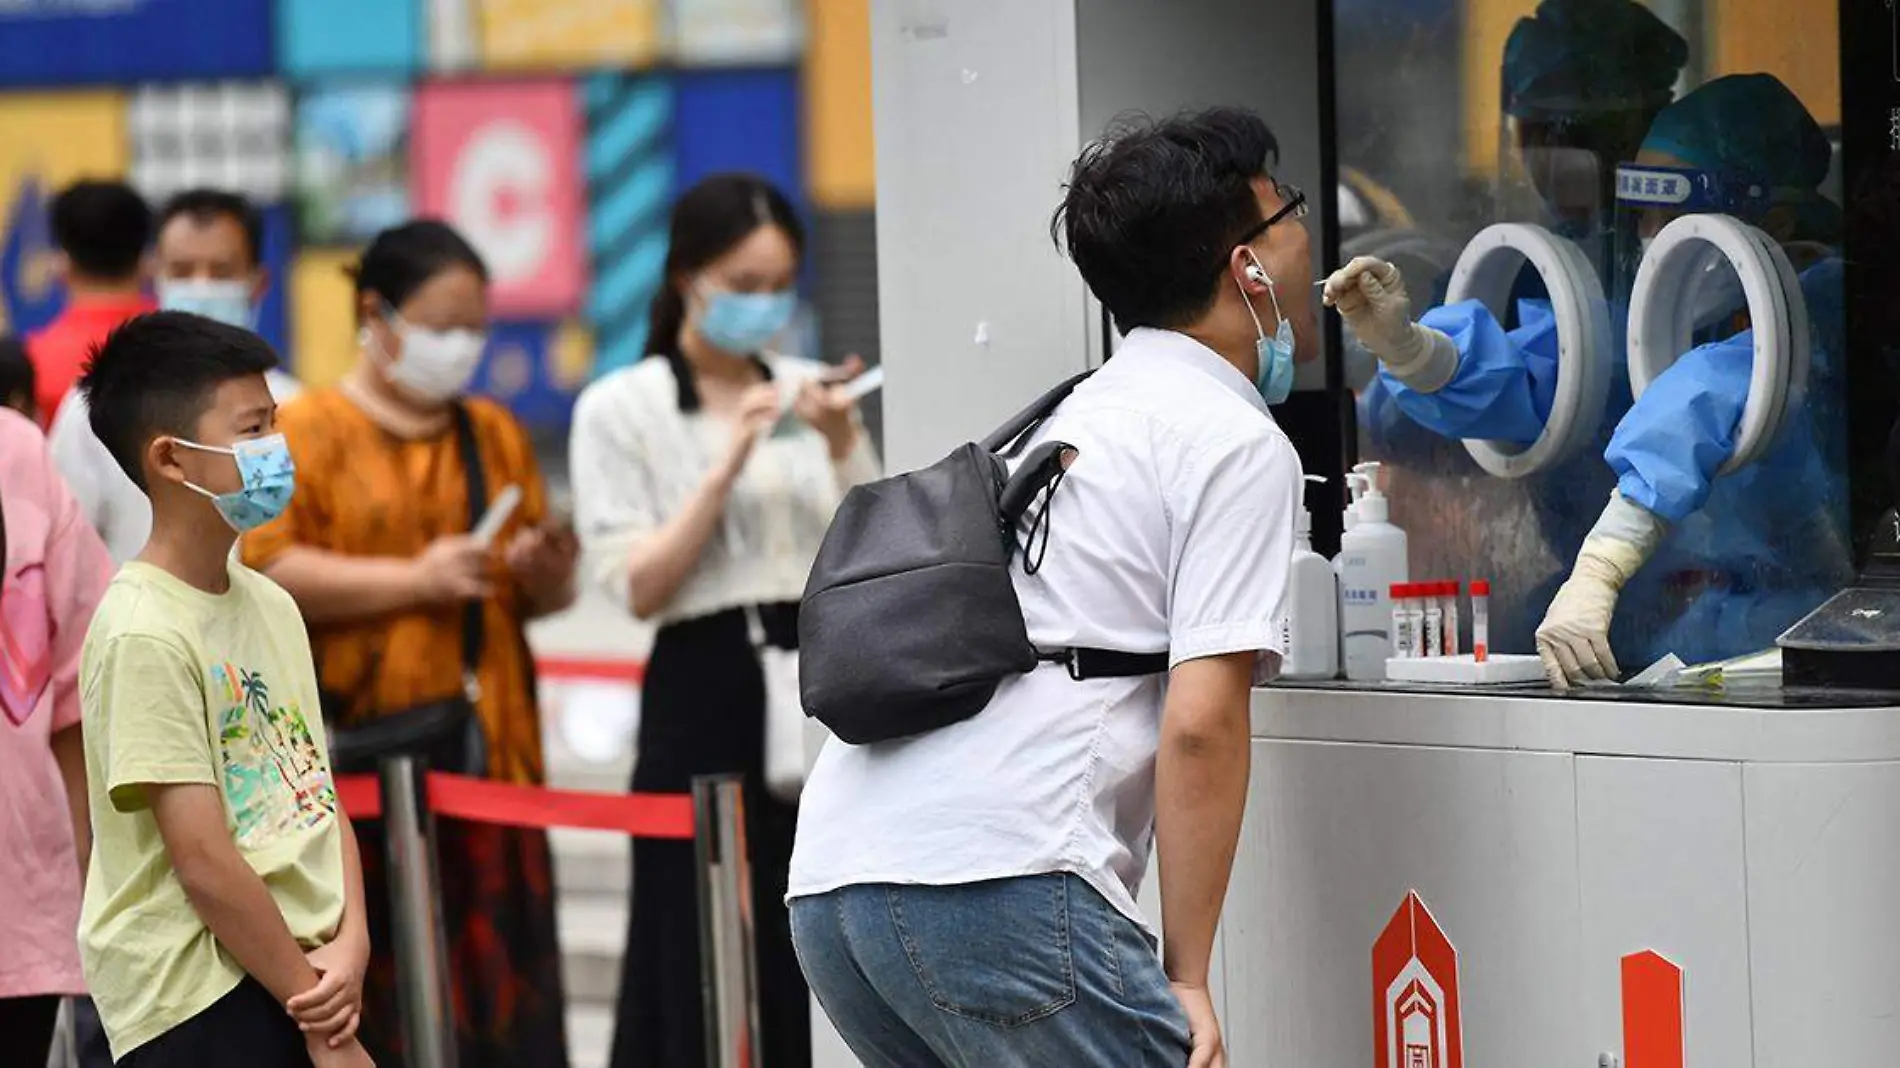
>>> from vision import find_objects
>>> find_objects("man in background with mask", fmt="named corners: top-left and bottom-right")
top-left (50, 188), bottom-right (300, 565)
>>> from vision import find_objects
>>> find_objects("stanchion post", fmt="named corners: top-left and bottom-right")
top-left (693, 774), bottom-right (763, 1068)
top-left (382, 755), bottom-right (458, 1068)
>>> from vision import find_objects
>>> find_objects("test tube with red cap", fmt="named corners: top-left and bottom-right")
top-left (1471, 580), bottom-right (1491, 662)
top-left (1443, 581), bottom-right (1461, 656)
top-left (1389, 583), bottom-right (1420, 658)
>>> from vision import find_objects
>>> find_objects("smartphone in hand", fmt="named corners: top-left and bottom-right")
top-left (471, 485), bottom-right (523, 548)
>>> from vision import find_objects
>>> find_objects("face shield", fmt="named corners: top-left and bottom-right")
top-left (1498, 108), bottom-right (1655, 294)
top-left (1613, 161), bottom-right (1777, 338)
top-left (1617, 160), bottom-right (1815, 475)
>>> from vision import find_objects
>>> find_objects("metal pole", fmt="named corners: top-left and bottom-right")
top-left (693, 774), bottom-right (763, 1068)
top-left (382, 755), bottom-right (458, 1068)
top-left (45, 999), bottom-right (74, 1068)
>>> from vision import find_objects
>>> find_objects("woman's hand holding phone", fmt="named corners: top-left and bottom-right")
top-left (794, 354), bottom-right (866, 460)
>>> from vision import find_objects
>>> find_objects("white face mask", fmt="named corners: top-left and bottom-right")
top-left (371, 310), bottom-right (486, 403)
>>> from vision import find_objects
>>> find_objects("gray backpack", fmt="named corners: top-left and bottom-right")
top-left (798, 372), bottom-right (1169, 745)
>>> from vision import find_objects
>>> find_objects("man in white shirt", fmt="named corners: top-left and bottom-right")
top-left (788, 108), bottom-right (1315, 1068)
top-left (50, 188), bottom-right (300, 563)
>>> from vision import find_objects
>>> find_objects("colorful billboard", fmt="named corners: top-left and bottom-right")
top-left (413, 80), bottom-right (587, 318)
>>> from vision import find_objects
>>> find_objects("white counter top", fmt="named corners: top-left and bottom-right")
top-left (1252, 683), bottom-right (1900, 763)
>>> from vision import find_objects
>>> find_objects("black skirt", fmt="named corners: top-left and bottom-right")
top-left (610, 603), bottom-right (810, 1068)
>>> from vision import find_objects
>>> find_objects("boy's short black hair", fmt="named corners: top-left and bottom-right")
top-left (0, 334), bottom-right (34, 417)
top-left (80, 312), bottom-right (279, 491)
top-left (1052, 108), bottom-right (1280, 334)
top-left (157, 188), bottom-right (264, 266)
top-left (51, 180), bottom-right (152, 281)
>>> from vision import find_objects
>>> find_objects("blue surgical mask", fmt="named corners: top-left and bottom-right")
top-left (157, 278), bottom-right (255, 331)
top-left (176, 434), bottom-right (296, 532)
top-left (697, 287), bottom-right (797, 354)
top-left (1239, 257), bottom-right (1297, 405)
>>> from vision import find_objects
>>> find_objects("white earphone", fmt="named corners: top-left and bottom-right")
top-left (1245, 264), bottom-right (1269, 285)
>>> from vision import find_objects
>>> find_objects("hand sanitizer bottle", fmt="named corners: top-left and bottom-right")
top-left (1281, 475), bottom-right (1339, 680)
top-left (1336, 461), bottom-right (1409, 681)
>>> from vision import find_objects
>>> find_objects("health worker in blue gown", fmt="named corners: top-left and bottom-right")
top-left (1337, 0), bottom-right (1687, 450)
top-left (1532, 73), bottom-right (1851, 688)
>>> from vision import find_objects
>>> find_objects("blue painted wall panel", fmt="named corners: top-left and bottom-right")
top-left (671, 69), bottom-right (804, 207)
top-left (0, 0), bottom-right (273, 86)
top-left (278, 0), bottom-right (421, 78)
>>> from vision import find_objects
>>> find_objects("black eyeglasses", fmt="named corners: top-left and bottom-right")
top-left (1234, 182), bottom-right (1309, 248)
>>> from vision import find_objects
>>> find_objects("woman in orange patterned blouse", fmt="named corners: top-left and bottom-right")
top-left (241, 220), bottom-right (579, 1068)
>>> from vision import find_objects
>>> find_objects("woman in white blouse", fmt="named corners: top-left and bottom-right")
top-left (569, 174), bottom-right (878, 1068)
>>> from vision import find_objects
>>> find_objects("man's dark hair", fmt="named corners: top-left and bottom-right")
top-left (80, 312), bottom-right (278, 491)
top-left (50, 180), bottom-right (152, 282)
top-left (158, 188), bottom-right (263, 266)
top-left (0, 334), bottom-right (35, 419)
top-left (1052, 108), bottom-right (1280, 334)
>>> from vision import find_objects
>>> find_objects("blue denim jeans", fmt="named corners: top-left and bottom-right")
top-left (790, 873), bottom-right (1191, 1067)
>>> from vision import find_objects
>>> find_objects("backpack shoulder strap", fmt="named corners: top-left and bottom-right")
top-left (980, 370), bottom-right (1095, 456)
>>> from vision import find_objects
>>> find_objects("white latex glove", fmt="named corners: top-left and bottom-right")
top-left (1323, 256), bottom-right (1458, 392)
top-left (1534, 491), bottom-right (1670, 691)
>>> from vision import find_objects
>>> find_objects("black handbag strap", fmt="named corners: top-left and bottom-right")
top-left (1038, 647), bottom-right (1171, 680)
top-left (450, 404), bottom-right (486, 700)
top-left (980, 371), bottom-right (1095, 456)
top-left (982, 370), bottom-right (1168, 682)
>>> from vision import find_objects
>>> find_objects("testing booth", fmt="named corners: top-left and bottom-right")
top-left (816, 0), bottom-right (1900, 1065)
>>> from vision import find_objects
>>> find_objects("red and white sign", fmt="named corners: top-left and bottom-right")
top-left (1622, 949), bottom-right (1685, 1068)
top-left (413, 80), bottom-right (586, 318)
top-left (1372, 891), bottom-right (1464, 1068)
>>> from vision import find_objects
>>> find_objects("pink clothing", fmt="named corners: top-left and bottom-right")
top-left (0, 407), bottom-right (113, 998)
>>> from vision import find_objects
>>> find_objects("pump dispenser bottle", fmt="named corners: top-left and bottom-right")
top-left (1342, 472), bottom-right (1368, 534)
top-left (1281, 475), bottom-right (1339, 680)
top-left (1336, 461), bottom-right (1409, 681)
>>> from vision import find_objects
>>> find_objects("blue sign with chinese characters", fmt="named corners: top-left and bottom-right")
top-left (0, 0), bottom-right (273, 87)
top-left (1615, 164), bottom-right (1771, 216)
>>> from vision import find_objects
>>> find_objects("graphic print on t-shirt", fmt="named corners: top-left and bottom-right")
top-left (209, 661), bottom-right (336, 849)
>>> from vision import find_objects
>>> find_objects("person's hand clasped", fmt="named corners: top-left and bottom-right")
top-left (289, 935), bottom-right (369, 1048)
top-left (411, 533), bottom-right (494, 605)
top-left (505, 522), bottom-right (580, 594)
top-left (1171, 980), bottom-right (1226, 1068)
top-left (792, 354), bottom-right (865, 460)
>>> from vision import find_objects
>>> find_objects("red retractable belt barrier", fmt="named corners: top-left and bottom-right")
top-left (536, 656), bottom-right (646, 685)
top-left (333, 656), bottom-right (680, 834)
top-left (335, 772), bottom-right (695, 840)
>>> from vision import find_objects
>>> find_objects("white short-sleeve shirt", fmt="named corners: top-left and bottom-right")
top-left (789, 327), bottom-right (1303, 930)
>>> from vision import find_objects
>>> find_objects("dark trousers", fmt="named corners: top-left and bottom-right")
top-left (0, 995), bottom-right (60, 1067)
top-left (117, 978), bottom-right (310, 1068)
top-left (71, 996), bottom-right (113, 1068)
top-left (610, 605), bottom-right (811, 1068)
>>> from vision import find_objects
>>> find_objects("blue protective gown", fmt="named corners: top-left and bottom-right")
top-left (1357, 257), bottom-right (1848, 666)
top-left (1363, 297), bottom-right (1562, 447)
top-left (1607, 257), bottom-right (1851, 662)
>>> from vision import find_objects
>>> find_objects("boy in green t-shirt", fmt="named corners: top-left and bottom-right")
top-left (75, 312), bottom-right (373, 1067)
